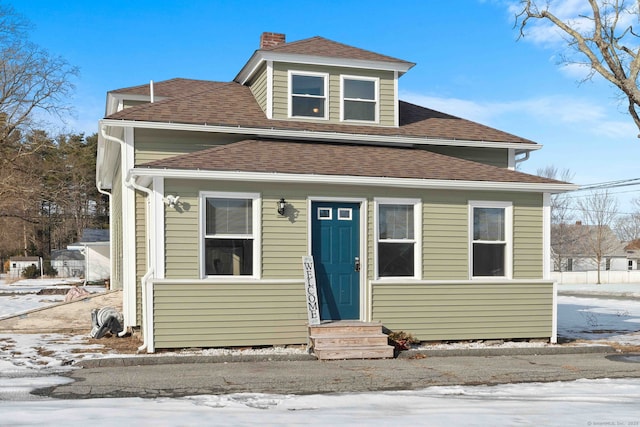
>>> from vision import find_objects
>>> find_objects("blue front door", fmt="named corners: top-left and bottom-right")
top-left (311, 202), bottom-right (360, 320)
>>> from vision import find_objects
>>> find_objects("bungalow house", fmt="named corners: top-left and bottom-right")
top-left (96, 33), bottom-right (575, 354)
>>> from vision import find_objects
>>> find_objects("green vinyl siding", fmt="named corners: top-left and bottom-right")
top-left (513, 200), bottom-right (544, 279)
top-left (248, 63), bottom-right (268, 113)
top-left (272, 62), bottom-right (396, 126)
top-left (152, 281), bottom-right (308, 348)
top-left (262, 195), bottom-right (308, 279)
top-left (421, 146), bottom-right (509, 168)
top-left (152, 179), bottom-right (548, 347)
top-left (423, 197), bottom-right (468, 279)
top-left (135, 191), bottom-right (147, 326)
top-left (372, 281), bottom-right (553, 341)
top-left (161, 180), bottom-right (544, 281)
top-left (134, 128), bottom-right (247, 164)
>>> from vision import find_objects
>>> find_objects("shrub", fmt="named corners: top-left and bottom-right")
top-left (21, 264), bottom-right (40, 279)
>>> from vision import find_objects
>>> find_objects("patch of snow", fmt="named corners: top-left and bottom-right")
top-left (0, 379), bottom-right (639, 425)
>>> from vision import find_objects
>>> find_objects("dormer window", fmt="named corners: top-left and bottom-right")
top-left (289, 71), bottom-right (327, 119)
top-left (341, 76), bottom-right (378, 122)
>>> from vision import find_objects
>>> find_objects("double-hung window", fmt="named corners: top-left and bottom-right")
top-left (376, 198), bottom-right (420, 278)
top-left (202, 192), bottom-right (259, 277)
top-left (341, 76), bottom-right (378, 122)
top-left (289, 71), bottom-right (327, 119)
top-left (470, 201), bottom-right (512, 278)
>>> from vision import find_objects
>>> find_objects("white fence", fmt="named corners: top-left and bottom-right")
top-left (551, 270), bottom-right (640, 284)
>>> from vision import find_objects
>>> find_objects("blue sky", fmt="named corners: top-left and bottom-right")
top-left (11, 0), bottom-right (640, 213)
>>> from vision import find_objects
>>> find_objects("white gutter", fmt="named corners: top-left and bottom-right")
top-left (100, 126), bottom-right (156, 346)
top-left (99, 119), bottom-right (542, 152)
top-left (132, 168), bottom-right (578, 194)
top-left (123, 170), bottom-right (155, 351)
top-left (515, 151), bottom-right (530, 165)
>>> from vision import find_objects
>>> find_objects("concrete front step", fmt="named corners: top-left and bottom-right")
top-left (309, 321), bottom-right (395, 360)
top-left (311, 334), bottom-right (390, 348)
top-left (314, 345), bottom-right (395, 360)
top-left (309, 321), bottom-right (385, 336)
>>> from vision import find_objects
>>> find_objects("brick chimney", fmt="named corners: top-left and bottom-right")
top-left (260, 32), bottom-right (286, 49)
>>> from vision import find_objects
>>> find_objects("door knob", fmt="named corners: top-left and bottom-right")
top-left (354, 256), bottom-right (361, 272)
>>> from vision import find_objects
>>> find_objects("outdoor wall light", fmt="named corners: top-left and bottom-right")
top-left (163, 194), bottom-right (180, 209)
top-left (277, 197), bottom-right (286, 216)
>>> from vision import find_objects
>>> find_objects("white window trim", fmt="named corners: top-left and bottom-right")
top-left (374, 197), bottom-right (422, 280)
top-left (468, 200), bottom-right (513, 280)
top-left (288, 70), bottom-right (329, 120)
top-left (340, 75), bottom-right (379, 123)
top-left (199, 191), bottom-right (261, 279)
top-left (317, 207), bottom-right (332, 220)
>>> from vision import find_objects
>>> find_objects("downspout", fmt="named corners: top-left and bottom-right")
top-left (138, 267), bottom-right (154, 352)
top-left (124, 171), bottom-right (155, 352)
top-left (100, 125), bottom-right (155, 349)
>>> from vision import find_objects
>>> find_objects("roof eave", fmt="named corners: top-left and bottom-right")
top-left (131, 167), bottom-right (577, 194)
top-left (100, 119), bottom-right (541, 151)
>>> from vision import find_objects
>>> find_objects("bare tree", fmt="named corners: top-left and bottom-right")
top-left (516, 0), bottom-right (640, 136)
top-left (537, 166), bottom-right (579, 271)
top-left (0, 3), bottom-right (79, 261)
top-left (0, 3), bottom-right (78, 196)
top-left (0, 3), bottom-right (79, 132)
top-left (577, 190), bottom-right (620, 283)
top-left (615, 197), bottom-right (640, 241)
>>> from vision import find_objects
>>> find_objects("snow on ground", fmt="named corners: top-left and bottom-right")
top-left (0, 277), bottom-right (105, 320)
top-left (1, 278), bottom-right (639, 424)
top-left (1, 378), bottom-right (639, 426)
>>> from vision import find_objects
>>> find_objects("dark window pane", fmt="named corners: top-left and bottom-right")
top-left (379, 205), bottom-right (413, 239)
top-left (378, 242), bottom-right (414, 277)
top-left (473, 208), bottom-right (505, 241)
top-left (292, 96), bottom-right (324, 117)
top-left (344, 100), bottom-right (375, 121)
top-left (206, 198), bottom-right (252, 235)
top-left (344, 79), bottom-right (374, 100)
top-left (292, 75), bottom-right (324, 96)
top-left (205, 239), bottom-right (253, 275)
top-left (473, 243), bottom-right (505, 276)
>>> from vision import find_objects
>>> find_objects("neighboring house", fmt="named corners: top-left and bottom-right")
top-left (552, 222), bottom-right (631, 272)
top-left (67, 229), bottom-right (110, 284)
top-left (8, 256), bottom-right (40, 279)
top-left (96, 33), bottom-right (575, 352)
top-left (50, 249), bottom-right (85, 278)
top-left (624, 239), bottom-right (640, 271)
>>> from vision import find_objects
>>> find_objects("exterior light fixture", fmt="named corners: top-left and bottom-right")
top-left (277, 198), bottom-right (286, 216)
top-left (163, 195), bottom-right (180, 209)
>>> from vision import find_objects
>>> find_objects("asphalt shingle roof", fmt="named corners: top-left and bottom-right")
top-left (259, 36), bottom-right (414, 66)
top-left (107, 79), bottom-right (535, 145)
top-left (138, 139), bottom-right (561, 184)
